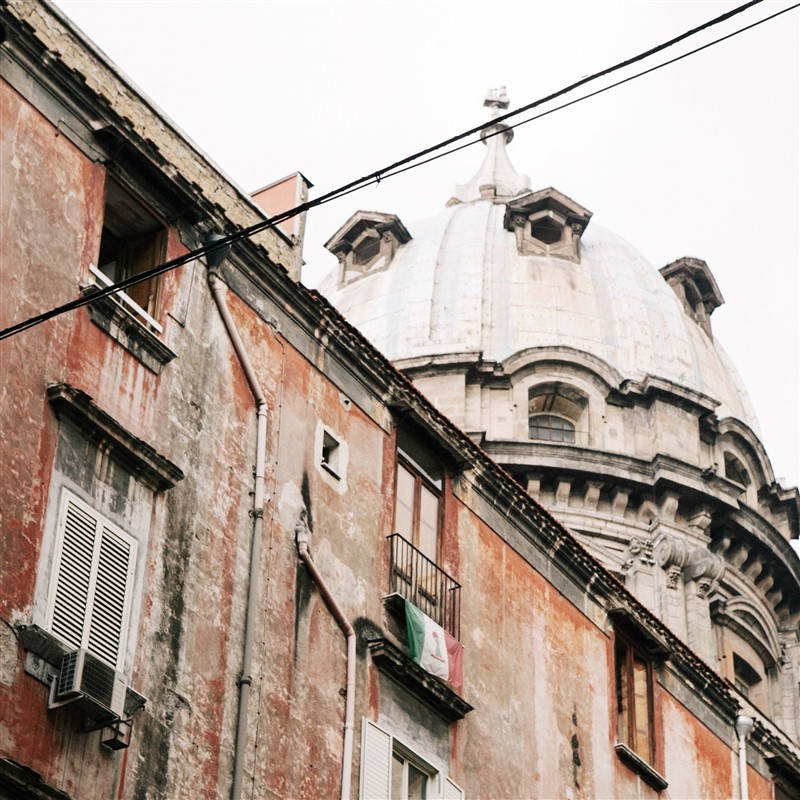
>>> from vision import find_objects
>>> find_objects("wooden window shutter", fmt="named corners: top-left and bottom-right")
top-left (444, 777), bottom-right (464, 800)
top-left (87, 525), bottom-right (136, 669)
top-left (359, 718), bottom-right (392, 800)
top-left (47, 490), bottom-right (137, 671)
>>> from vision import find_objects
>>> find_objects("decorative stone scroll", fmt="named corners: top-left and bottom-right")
top-left (655, 535), bottom-right (726, 597)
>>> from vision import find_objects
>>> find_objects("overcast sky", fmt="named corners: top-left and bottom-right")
top-left (55, 0), bottom-right (799, 488)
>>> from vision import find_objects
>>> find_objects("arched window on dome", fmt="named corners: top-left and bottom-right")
top-left (528, 383), bottom-right (587, 444)
top-left (529, 414), bottom-right (575, 443)
top-left (724, 452), bottom-right (750, 488)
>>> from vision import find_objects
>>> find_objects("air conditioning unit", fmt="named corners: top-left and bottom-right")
top-left (48, 649), bottom-right (126, 723)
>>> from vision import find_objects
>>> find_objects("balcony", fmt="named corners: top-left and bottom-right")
top-left (387, 533), bottom-right (461, 640)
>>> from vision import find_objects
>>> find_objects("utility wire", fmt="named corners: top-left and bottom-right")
top-left (377, 1), bottom-right (800, 184)
top-left (1, 0), bottom-right (791, 341)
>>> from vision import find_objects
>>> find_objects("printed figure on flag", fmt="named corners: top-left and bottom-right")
top-left (405, 599), bottom-right (463, 690)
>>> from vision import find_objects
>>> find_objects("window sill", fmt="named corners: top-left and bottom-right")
top-left (614, 743), bottom-right (668, 791)
top-left (17, 624), bottom-right (147, 717)
top-left (82, 284), bottom-right (176, 375)
top-left (367, 637), bottom-right (472, 722)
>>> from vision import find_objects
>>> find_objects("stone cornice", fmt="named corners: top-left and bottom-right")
top-left (47, 383), bottom-right (185, 491)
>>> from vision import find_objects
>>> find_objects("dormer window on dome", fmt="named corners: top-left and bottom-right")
top-left (324, 210), bottom-right (411, 286)
top-left (659, 257), bottom-right (724, 338)
top-left (503, 187), bottom-right (592, 263)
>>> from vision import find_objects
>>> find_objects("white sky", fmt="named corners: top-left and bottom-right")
top-left (55, 0), bottom-right (799, 488)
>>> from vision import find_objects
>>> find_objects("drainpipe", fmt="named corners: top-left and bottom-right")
top-left (295, 512), bottom-right (356, 800)
top-left (735, 715), bottom-right (754, 800)
top-left (206, 238), bottom-right (266, 800)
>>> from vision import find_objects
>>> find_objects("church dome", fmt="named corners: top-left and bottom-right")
top-left (320, 200), bottom-right (757, 430)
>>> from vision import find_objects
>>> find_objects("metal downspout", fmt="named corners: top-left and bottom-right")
top-left (209, 273), bottom-right (267, 800)
top-left (735, 715), bottom-right (754, 800)
top-left (295, 514), bottom-right (356, 800)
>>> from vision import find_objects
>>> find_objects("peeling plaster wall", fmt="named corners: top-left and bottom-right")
top-left (0, 77), bottom-right (254, 799)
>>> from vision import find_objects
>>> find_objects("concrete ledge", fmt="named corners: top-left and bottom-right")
top-left (614, 743), bottom-right (668, 791)
top-left (83, 286), bottom-right (176, 375)
top-left (367, 638), bottom-right (472, 723)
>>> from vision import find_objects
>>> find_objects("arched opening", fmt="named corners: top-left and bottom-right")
top-left (724, 452), bottom-right (750, 487)
top-left (528, 383), bottom-right (587, 444)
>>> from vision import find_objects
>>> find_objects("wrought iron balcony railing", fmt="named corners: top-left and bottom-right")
top-left (387, 533), bottom-right (461, 640)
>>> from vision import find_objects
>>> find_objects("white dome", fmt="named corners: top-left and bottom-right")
top-left (321, 198), bottom-right (758, 431)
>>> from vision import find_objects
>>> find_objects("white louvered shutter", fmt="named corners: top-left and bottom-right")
top-left (360, 718), bottom-right (392, 800)
top-left (87, 525), bottom-right (136, 669)
top-left (49, 496), bottom-right (96, 650)
top-left (444, 777), bottom-right (464, 800)
top-left (47, 490), bottom-right (136, 671)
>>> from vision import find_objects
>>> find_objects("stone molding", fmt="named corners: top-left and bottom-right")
top-left (47, 383), bottom-right (185, 491)
top-left (82, 285), bottom-right (177, 374)
top-left (366, 638), bottom-right (472, 723)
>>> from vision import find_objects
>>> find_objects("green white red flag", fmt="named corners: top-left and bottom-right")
top-left (404, 599), bottom-right (463, 690)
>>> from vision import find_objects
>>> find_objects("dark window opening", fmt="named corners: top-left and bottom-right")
top-left (321, 430), bottom-right (341, 477)
top-left (733, 653), bottom-right (761, 700)
top-left (724, 453), bottom-right (750, 487)
top-left (98, 178), bottom-right (166, 318)
top-left (530, 215), bottom-right (562, 245)
top-left (353, 235), bottom-right (381, 266)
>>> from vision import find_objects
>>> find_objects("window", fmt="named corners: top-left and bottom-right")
top-left (528, 383), bottom-right (586, 443)
top-left (394, 453), bottom-right (441, 564)
top-left (360, 719), bottom-right (463, 800)
top-left (353, 234), bottom-right (381, 266)
top-left (528, 414), bottom-right (575, 443)
top-left (615, 635), bottom-right (655, 764)
top-left (392, 751), bottom-right (429, 800)
top-left (321, 430), bottom-right (341, 478)
top-left (45, 489), bottom-right (137, 671)
top-left (530, 214), bottom-right (562, 244)
top-left (97, 177), bottom-right (166, 322)
top-left (733, 653), bottom-right (766, 708)
top-left (724, 453), bottom-right (750, 487)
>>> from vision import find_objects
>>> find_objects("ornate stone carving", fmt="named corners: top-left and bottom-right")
top-left (622, 537), bottom-right (655, 572)
top-left (655, 534), bottom-right (725, 597)
top-left (665, 564), bottom-right (682, 590)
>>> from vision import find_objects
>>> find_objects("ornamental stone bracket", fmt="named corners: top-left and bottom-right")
top-left (655, 535), bottom-right (726, 598)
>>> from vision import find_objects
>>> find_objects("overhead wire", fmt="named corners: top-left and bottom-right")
top-left (2, 0), bottom-right (796, 341)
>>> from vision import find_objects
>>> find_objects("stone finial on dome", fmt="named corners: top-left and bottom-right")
top-left (448, 87), bottom-right (530, 205)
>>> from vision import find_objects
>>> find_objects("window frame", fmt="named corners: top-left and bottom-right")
top-left (614, 632), bottom-right (656, 766)
top-left (95, 175), bottom-right (168, 330)
top-left (44, 488), bottom-right (137, 672)
top-left (394, 452), bottom-right (443, 566)
top-left (528, 412), bottom-right (576, 443)
top-left (359, 718), bottom-right (464, 800)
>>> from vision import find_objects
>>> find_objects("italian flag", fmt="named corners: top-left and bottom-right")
top-left (404, 600), bottom-right (463, 690)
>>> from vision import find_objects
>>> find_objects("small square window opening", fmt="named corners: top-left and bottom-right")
top-left (321, 431), bottom-right (341, 478)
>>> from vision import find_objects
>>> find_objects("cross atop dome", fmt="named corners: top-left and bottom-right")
top-left (484, 86), bottom-right (510, 111)
top-left (448, 86), bottom-right (530, 204)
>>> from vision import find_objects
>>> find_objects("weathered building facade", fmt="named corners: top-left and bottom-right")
top-left (1, 4), bottom-right (798, 800)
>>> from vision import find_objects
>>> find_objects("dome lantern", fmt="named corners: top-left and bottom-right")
top-left (448, 87), bottom-right (530, 205)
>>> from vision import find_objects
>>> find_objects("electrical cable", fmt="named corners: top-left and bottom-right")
top-left (376, 0), bottom-right (800, 185)
top-left (1, 0), bottom-right (793, 342)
